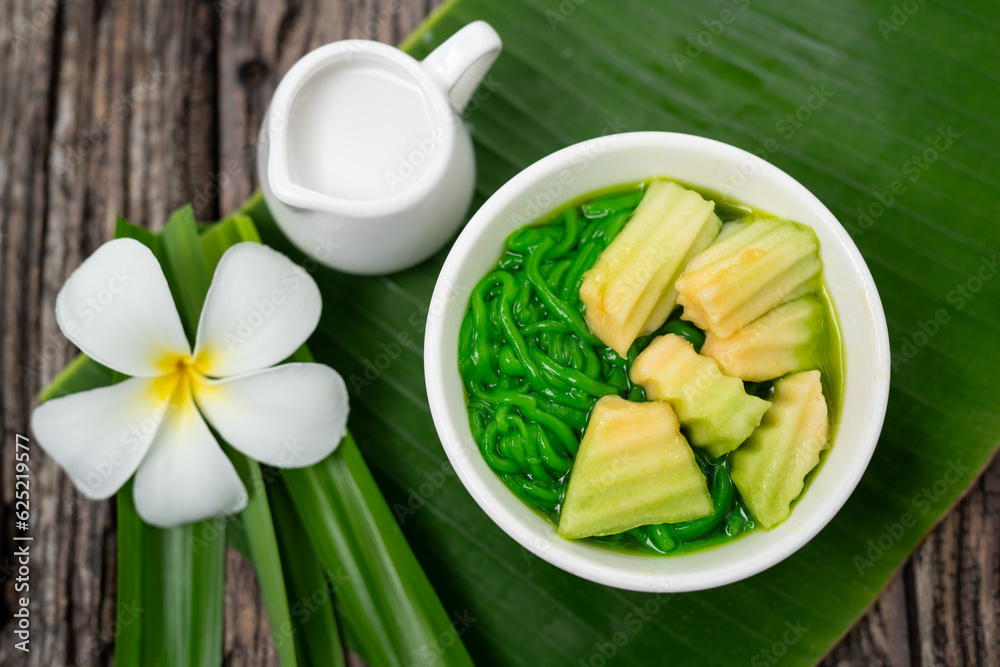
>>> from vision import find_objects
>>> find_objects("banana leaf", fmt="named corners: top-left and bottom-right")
top-left (244, 0), bottom-right (1000, 664)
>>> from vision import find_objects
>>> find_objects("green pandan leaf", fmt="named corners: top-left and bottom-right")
top-left (241, 0), bottom-right (1000, 663)
top-left (43, 209), bottom-right (472, 667)
top-left (202, 213), bottom-right (303, 667)
top-left (43, 213), bottom-right (278, 667)
top-left (109, 214), bottom-right (225, 667)
top-left (269, 478), bottom-right (346, 667)
top-left (282, 344), bottom-right (474, 667)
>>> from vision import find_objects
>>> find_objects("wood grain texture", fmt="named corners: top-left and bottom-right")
top-left (0, 1), bottom-right (995, 665)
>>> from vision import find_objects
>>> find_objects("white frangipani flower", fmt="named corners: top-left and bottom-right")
top-left (31, 239), bottom-right (349, 527)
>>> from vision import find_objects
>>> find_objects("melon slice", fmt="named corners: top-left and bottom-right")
top-left (557, 395), bottom-right (713, 540)
top-left (629, 334), bottom-right (771, 458)
top-left (730, 370), bottom-right (829, 529)
top-left (581, 179), bottom-right (721, 357)
top-left (700, 295), bottom-right (825, 382)
top-left (675, 218), bottom-right (822, 339)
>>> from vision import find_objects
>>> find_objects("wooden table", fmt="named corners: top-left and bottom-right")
top-left (1, 1), bottom-right (997, 665)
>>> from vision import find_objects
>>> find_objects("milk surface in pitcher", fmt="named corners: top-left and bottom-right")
top-left (286, 59), bottom-right (440, 201)
top-left (259, 22), bottom-right (502, 274)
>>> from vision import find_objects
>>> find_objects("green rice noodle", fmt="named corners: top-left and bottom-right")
top-left (458, 184), bottom-right (755, 555)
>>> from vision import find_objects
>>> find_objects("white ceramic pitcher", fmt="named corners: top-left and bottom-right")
top-left (257, 21), bottom-right (502, 275)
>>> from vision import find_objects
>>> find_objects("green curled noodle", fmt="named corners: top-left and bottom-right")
top-left (663, 318), bottom-right (706, 352)
top-left (530, 420), bottom-right (572, 474)
top-left (498, 432), bottom-right (528, 473)
top-left (497, 345), bottom-right (526, 376)
top-left (551, 207), bottom-right (581, 257)
top-left (500, 408), bottom-right (554, 483)
top-left (602, 210), bottom-right (633, 246)
top-left (502, 475), bottom-right (560, 508)
top-left (512, 280), bottom-right (533, 324)
top-left (506, 225), bottom-right (559, 254)
top-left (581, 190), bottom-right (642, 218)
top-left (481, 422), bottom-right (522, 474)
top-left (535, 397), bottom-right (588, 432)
top-left (523, 320), bottom-right (571, 336)
top-left (671, 460), bottom-right (737, 540)
top-left (530, 347), bottom-right (617, 397)
top-left (458, 312), bottom-right (476, 375)
top-left (524, 236), bottom-right (601, 345)
top-left (647, 524), bottom-right (678, 553)
top-left (459, 183), bottom-right (755, 555)
top-left (470, 386), bottom-right (579, 455)
top-left (487, 273), bottom-right (592, 408)
top-left (560, 242), bottom-right (601, 299)
top-left (543, 257), bottom-right (571, 284)
top-left (580, 341), bottom-right (602, 379)
top-left (580, 215), bottom-right (607, 244)
top-left (497, 252), bottom-right (522, 271)
top-left (466, 288), bottom-right (499, 386)
top-left (565, 340), bottom-right (586, 373)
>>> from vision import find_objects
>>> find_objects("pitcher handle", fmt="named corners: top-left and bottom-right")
top-left (420, 21), bottom-right (502, 113)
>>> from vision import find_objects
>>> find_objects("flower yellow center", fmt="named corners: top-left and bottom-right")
top-left (150, 355), bottom-right (211, 408)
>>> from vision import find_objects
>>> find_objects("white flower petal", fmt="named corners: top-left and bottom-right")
top-left (55, 238), bottom-right (191, 376)
top-left (31, 376), bottom-right (177, 499)
top-left (132, 385), bottom-right (247, 527)
top-left (193, 363), bottom-right (348, 468)
top-left (193, 243), bottom-right (321, 378)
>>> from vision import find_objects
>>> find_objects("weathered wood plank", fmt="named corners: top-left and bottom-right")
top-left (1, 0), bottom-right (232, 665)
top-left (1, 0), bottom-right (89, 665)
top-left (1, 1), bottom-right (997, 666)
top-left (820, 571), bottom-right (913, 667)
top-left (910, 457), bottom-right (1000, 667)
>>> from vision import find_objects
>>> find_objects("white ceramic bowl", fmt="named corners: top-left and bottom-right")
top-left (424, 131), bottom-right (890, 592)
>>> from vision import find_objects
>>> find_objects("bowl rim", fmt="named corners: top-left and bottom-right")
top-left (424, 130), bottom-right (891, 592)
